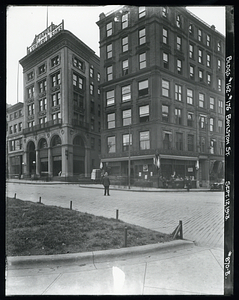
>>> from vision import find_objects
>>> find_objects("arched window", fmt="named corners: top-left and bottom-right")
top-left (39, 138), bottom-right (47, 149)
top-left (51, 135), bottom-right (61, 147)
top-left (73, 135), bottom-right (84, 147)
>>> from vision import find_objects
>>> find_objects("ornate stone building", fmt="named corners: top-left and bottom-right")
top-left (19, 21), bottom-right (101, 180)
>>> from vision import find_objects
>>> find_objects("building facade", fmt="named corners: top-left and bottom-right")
top-left (19, 21), bottom-right (101, 180)
top-left (6, 102), bottom-right (24, 178)
top-left (97, 6), bottom-right (225, 187)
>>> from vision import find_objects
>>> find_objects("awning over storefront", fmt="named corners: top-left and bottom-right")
top-left (101, 154), bottom-right (198, 162)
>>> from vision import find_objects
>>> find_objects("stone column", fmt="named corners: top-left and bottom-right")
top-left (205, 159), bottom-right (210, 188)
top-left (35, 149), bottom-right (40, 177)
top-left (48, 147), bottom-right (53, 177)
top-left (85, 146), bottom-right (91, 177)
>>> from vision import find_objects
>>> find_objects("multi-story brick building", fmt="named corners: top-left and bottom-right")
top-left (6, 102), bottom-right (24, 178)
top-left (97, 6), bottom-right (225, 187)
top-left (19, 21), bottom-right (101, 180)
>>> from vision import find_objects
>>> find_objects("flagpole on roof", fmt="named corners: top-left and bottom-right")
top-left (46, 6), bottom-right (48, 28)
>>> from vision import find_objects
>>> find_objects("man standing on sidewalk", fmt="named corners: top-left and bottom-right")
top-left (102, 172), bottom-right (110, 196)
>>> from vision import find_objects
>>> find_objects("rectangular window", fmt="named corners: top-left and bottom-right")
top-left (107, 43), bottom-right (112, 58)
top-left (73, 57), bottom-right (83, 70)
top-left (98, 73), bottom-right (100, 82)
top-left (91, 138), bottom-right (95, 150)
top-left (188, 134), bottom-right (194, 151)
top-left (163, 52), bottom-right (168, 68)
top-left (187, 89), bottom-right (193, 105)
top-left (107, 66), bottom-right (113, 81)
top-left (122, 36), bottom-right (128, 52)
top-left (218, 78), bottom-right (222, 91)
top-left (218, 120), bottom-right (223, 133)
top-left (107, 136), bottom-right (115, 153)
top-left (177, 36), bottom-right (182, 51)
top-left (206, 54), bottom-right (211, 67)
top-left (175, 84), bottom-right (182, 101)
top-left (163, 28), bottom-right (168, 44)
top-left (51, 55), bottom-right (60, 67)
top-left (206, 34), bottom-right (211, 47)
top-left (217, 41), bottom-right (221, 52)
top-left (198, 49), bottom-right (203, 63)
top-left (39, 79), bottom-right (47, 93)
top-left (162, 105), bottom-right (169, 122)
top-left (163, 132), bottom-right (171, 150)
top-left (106, 90), bottom-right (115, 106)
top-left (27, 71), bottom-right (34, 81)
top-left (139, 28), bottom-right (146, 45)
top-left (122, 85), bottom-right (131, 102)
top-left (175, 108), bottom-right (182, 125)
top-left (107, 113), bottom-right (115, 129)
top-left (14, 124), bottom-right (17, 133)
top-left (177, 59), bottom-right (182, 74)
top-left (122, 109), bottom-right (131, 126)
top-left (162, 7), bottom-right (167, 17)
top-left (28, 120), bottom-right (35, 128)
top-left (90, 84), bottom-right (94, 95)
top-left (122, 59), bottom-right (129, 75)
top-left (218, 100), bottom-right (223, 114)
top-left (218, 59), bottom-right (221, 70)
top-left (91, 116), bottom-right (95, 131)
top-left (52, 72), bottom-right (61, 87)
top-left (219, 141), bottom-right (224, 155)
top-left (140, 131), bottom-right (150, 150)
top-left (9, 126), bottom-right (13, 134)
top-left (123, 134), bottom-right (132, 152)
top-left (18, 122), bottom-right (22, 132)
top-left (176, 15), bottom-right (181, 28)
top-left (199, 70), bottom-right (203, 82)
top-left (19, 109), bottom-right (22, 117)
top-left (139, 105), bottom-right (149, 123)
top-left (210, 97), bottom-right (215, 110)
top-left (27, 86), bottom-right (34, 98)
top-left (122, 13), bottom-right (129, 29)
top-left (138, 79), bottom-right (148, 96)
top-left (90, 67), bottom-right (94, 78)
top-left (200, 136), bottom-right (206, 152)
top-left (139, 6), bottom-right (146, 18)
top-left (207, 73), bottom-right (211, 85)
top-left (39, 64), bottom-right (46, 74)
top-left (200, 115), bottom-right (206, 129)
top-left (39, 116), bottom-right (47, 125)
top-left (210, 139), bottom-right (216, 154)
top-left (176, 132), bottom-right (183, 151)
top-left (28, 103), bottom-right (34, 115)
top-left (199, 93), bottom-right (205, 108)
top-left (14, 112), bottom-right (18, 119)
top-left (106, 22), bottom-right (112, 37)
top-left (210, 118), bottom-right (214, 132)
top-left (190, 65), bottom-right (194, 79)
top-left (162, 79), bottom-right (169, 97)
top-left (198, 29), bottom-right (202, 41)
top-left (90, 100), bottom-right (95, 114)
top-left (52, 92), bottom-right (61, 106)
top-left (189, 44), bottom-right (194, 59)
top-left (139, 52), bottom-right (146, 69)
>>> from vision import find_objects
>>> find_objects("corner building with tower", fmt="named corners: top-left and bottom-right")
top-left (97, 6), bottom-right (225, 188)
top-left (18, 21), bottom-right (101, 180)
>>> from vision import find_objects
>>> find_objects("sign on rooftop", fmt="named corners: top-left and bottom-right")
top-left (27, 20), bottom-right (64, 54)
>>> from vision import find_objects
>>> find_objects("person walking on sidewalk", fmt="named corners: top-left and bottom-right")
top-left (102, 172), bottom-right (110, 196)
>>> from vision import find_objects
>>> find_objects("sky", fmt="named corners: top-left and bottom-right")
top-left (6, 5), bottom-right (226, 106)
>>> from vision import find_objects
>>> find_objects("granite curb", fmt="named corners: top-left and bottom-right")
top-left (7, 239), bottom-right (194, 268)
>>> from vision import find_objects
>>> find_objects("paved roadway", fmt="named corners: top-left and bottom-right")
top-left (6, 183), bottom-right (224, 249)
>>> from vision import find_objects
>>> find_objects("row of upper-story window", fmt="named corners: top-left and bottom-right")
top-left (8, 109), bottom-right (23, 121)
top-left (105, 7), bottom-right (223, 52)
top-left (105, 130), bottom-right (224, 155)
top-left (105, 79), bottom-right (224, 113)
top-left (26, 71), bottom-right (100, 99)
top-left (8, 122), bottom-right (23, 135)
top-left (105, 53), bottom-right (223, 87)
top-left (106, 104), bottom-right (223, 133)
top-left (26, 54), bottom-right (100, 83)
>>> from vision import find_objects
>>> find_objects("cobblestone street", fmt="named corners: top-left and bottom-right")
top-left (6, 183), bottom-right (224, 249)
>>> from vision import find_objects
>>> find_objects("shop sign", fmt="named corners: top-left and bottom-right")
top-left (27, 21), bottom-right (64, 54)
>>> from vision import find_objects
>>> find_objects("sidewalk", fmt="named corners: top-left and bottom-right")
top-left (6, 179), bottom-right (213, 192)
top-left (6, 240), bottom-right (224, 295)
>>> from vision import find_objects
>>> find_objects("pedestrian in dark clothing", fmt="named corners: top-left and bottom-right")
top-left (102, 172), bottom-right (110, 196)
